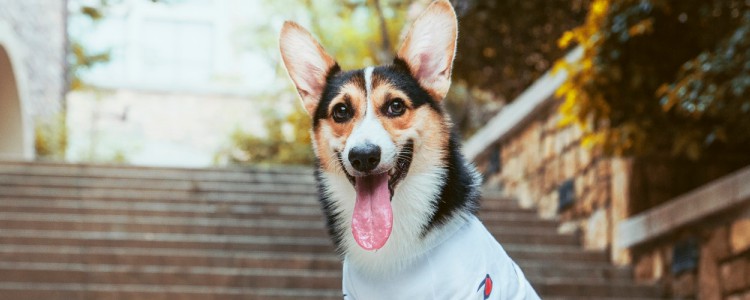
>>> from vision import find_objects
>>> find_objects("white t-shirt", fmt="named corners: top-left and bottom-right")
top-left (343, 216), bottom-right (541, 300)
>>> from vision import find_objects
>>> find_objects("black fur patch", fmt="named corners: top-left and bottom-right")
top-left (313, 66), bottom-right (362, 128)
top-left (422, 130), bottom-right (481, 236)
top-left (312, 60), bottom-right (442, 129)
top-left (375, 59), bottom-right (442, 113)
top-left (313, 165), bottom-right (347, 256)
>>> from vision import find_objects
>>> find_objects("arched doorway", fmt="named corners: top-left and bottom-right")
top-left (0, 45), bottom-right (27, 159)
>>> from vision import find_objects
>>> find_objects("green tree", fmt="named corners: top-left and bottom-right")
top-left (68, 0), bottom-right (113, 91)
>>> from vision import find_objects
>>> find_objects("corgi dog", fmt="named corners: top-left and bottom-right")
top-left (280, 1), bottom-right (540, 298)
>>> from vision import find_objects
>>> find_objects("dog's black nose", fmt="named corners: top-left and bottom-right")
top-left (348, 144), bottom-right (381, 172)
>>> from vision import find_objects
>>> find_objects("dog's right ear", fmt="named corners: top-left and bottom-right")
top-left (279, 22), bottom-right (338, 116)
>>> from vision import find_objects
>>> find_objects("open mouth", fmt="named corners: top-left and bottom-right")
top-left (336, 140), bottom-right (414, 251)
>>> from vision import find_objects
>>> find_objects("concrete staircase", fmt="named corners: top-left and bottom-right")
top-left (0, 161), bottom-right (662, 299)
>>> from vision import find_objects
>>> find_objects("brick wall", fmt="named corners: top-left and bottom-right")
top-left (0, 0), bottom-right (67, 118)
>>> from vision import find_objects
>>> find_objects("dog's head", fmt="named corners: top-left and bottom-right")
top-left (279, 0), bottom-right (457, 252)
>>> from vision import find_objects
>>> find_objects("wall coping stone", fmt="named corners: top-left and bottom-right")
top-left (463, 46), bottom-right (583, 161)
top-left (616, 165), bottom-right (750, 249)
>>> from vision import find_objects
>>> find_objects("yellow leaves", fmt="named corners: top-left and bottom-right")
top-left (558, 31), bottom-right (575, 49)
top-left (553, 0), bottom-right (619, 154)
top-left (628, 18), bottom-right (654, 36)
top-left (581, 131), bottom-right (605, 148)
top-left (591, 0), bottom-right (609, 16)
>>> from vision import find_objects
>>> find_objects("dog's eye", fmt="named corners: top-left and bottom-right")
top-left (332, 103), bottom-right (353, 123)
top-left (386, 98), bottom-right (406, 117)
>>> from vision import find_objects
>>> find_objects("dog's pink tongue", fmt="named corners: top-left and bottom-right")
top-left (352, 174), bottom-right (393, 251)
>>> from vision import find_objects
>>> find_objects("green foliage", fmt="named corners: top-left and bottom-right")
top-left (221, 105), bottom-right (314, 166)
top-left (69, 41), bottom-right (111, 91)
top-left (301, 0), bottom-right (410, 68)
top-left (35, 113), bottom-right (68, 160)
top-left (68, 1), bottom-right (113, 91)
top-left (556, 0), bottom-right (750, 160)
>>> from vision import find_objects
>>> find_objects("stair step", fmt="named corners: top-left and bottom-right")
top-left (0, 186), bottom-right (320, 205)
top-left (503, 245), bottom-right (609, 262)
top-left (0, 262), bottom-right (341, 289)
top-left (0, 161), bottom-right (316, 184)
top-left (0, 282), bottom-right (341, 300)
top-left (517, 261), bottom-right (632, 280)
top-left (493, 230), bottom-right (578, 246)
top-left (0, 229), bottom-right (336, 253)
top-left (0, 177), bottom-right (316, 197)
top-left (531, 280), bottom-right (663, 298)
top-left (0, 245), bottom-right (341, 270)
top-left (0, 218), bottom-right (329, 238)
top-left (480, 216), bottom-right (559, 229)
top-left (0, 198), bottom-right (325, 220)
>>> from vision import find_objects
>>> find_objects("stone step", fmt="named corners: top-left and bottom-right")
top-left (0, 162), bottom-right (315, 185)
top-left (503, 244), bottom-right (609, 263)
top-left (0, 198), bottom-right (326, 220)
top-left (0, 261), bottom-right (341, 289)
top-left (531, 279), bottom-right (663, 298)
top-left (0, 186), bottom-right (320, 206)
top-left (0, 217), bottom-right (329, 238)
top-left (0, 160), bottom-right (316, 184)
top-left (478, 210), bottom-right (552, 222)
top-left (516, 261), bottom-right (632, 280)
top-left (479, 215), bottom-right (560, 229)
top-left (0, 229), bottom-right (337, 253)
top-left (0, 245), bottom-right (342, 271)
top-left (480, 197), bottom-right (530, 210)
top-left (0, 175), bottom-right (317, 195)
top-left (0, 282), bottom-right (341, 300)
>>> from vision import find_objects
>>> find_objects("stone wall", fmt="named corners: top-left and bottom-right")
top-left (632, 210), bottom-right (750, 299)
top-left (0, 0), bottom-right (67, 118)
top-left (474, 96), bottom-right (750, 265)
top-left (477, 100), bottom-right (622, 253)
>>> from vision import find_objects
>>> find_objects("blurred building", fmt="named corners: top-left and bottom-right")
top-left (0, 1), bottom-right (68, 160)
top-left (67, 0), bottom-right (294, 167)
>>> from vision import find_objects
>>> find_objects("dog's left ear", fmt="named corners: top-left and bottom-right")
top-left (279, 21), bottom-right (338, 115)
top-left (397, 0), bottom-right (458, 101)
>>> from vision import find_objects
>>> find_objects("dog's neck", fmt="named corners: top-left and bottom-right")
top-left (315, 130), bottom-right (482, 276)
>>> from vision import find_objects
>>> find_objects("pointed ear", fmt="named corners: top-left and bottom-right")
top-left (279, 21), bottom-right (338, 115)
top-left (397, 0), bottom-right (457, 101)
